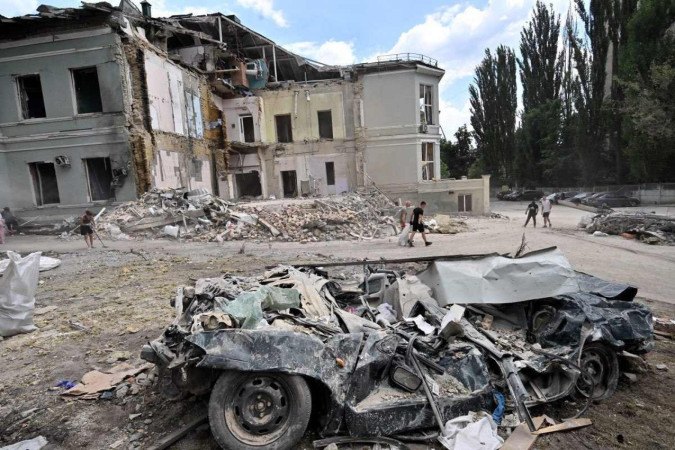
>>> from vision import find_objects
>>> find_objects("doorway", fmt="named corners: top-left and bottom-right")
top-left (29, 162), bottom-right (61, 206)
top-left (84, 157), bottom-right (114, 201)
top-left (281, 170), bottom-right (297, 198)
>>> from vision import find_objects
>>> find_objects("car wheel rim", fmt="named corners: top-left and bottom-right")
top-left (577, 348), bottom-right (610, 399)
top-left (225, 375), bottom-right (292, 445)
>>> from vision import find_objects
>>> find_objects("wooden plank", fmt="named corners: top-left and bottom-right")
top-left (532, 418), bottom-right (592, 435)
top-left (146, 412), bottom-right (208, 450)
top-left (501, 416), bottom-right (550, 450)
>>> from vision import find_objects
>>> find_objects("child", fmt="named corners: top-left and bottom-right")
top-left (80, 210), bottom-right (95, 248)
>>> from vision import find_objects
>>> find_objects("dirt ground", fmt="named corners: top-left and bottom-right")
top-left (0, 201), bottom-right (673, 449)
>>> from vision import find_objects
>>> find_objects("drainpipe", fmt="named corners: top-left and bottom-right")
top-left (293, 90), bottom-right (298, 118)
top-left (218, 16), bottom-right (223, 42)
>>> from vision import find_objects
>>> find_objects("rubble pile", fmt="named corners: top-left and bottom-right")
top-left (99, 187), bottom-right (399, 243)
top-left (585, 212), bottom-right (675, 245)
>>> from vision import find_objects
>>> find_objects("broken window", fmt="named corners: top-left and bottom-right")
top-left (235, 172), bottom-right (262, 198)
top-left (318, 110), bottom-right (333, 140)
top-left (185, 91), bottom-right (204, 138)
top-left (28, 162), bottom-right (60, 206)
top-left (192, 159), bottom-right (203, 182)
top-left (240, 115), bottom-right (255, 143)
top-left (275, 114), bottom-right (293, 143)
top-left (83, 157), bottom-right (113, 201)
top-left (325, 162), bottom-right (335, 186)
top-left (419, 84), bottom-right (433, 125)
top-left (72, 67), bottom-right (103, 114)
top-left (281, 170), bottom-right (297, 197)
top-left (16, 74), bottom-right (46, 119)
top-left (458, 194), bottom-right (473, 213)
top-left (421, 142), bottom-right (435, 181)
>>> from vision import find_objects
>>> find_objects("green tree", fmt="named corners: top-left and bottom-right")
top-left (517, 1), bottom-right (564, 185)
top-left (469, 46), bottom-right (517, 183)
top-left (618, 0), bottom-right (675, 181)
top-left (440, 125), bottom-right (476, 179)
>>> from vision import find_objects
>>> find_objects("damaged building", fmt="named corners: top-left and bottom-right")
top-left (0, 1), bottom-right (490, 215)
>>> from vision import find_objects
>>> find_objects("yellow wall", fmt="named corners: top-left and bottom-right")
top-left (259, 87), bottom-right (346, 142)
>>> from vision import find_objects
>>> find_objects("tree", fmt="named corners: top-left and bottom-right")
top-left (440, 125), bottom-right (476, 179)
top-left (517, 1), bottom-right (564, 185)
top-left (469, 46), bottom-right (518, 183)
top-left (618, 0), bottom-right (675, 181)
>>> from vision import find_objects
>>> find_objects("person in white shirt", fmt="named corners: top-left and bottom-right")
top-left (541, 196), bottom-right (552, 228)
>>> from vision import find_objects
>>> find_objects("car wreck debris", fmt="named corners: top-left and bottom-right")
top-left (584, 212), bottom-right (675, 245)
top-left (140, 247), bottom-right (653, 449)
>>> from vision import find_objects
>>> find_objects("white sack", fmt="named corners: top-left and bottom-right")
top-left (438, 413), bottom-right (503, 450)
top-left (0, 255), bottom-right (60, 275)
top-left (397, 224), bottom-right (411, 246)
top-left (0, 251), bottom-right (41, 337)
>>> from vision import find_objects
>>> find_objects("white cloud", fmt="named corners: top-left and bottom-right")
top-left (236, 0), bottom-right (287, 27)
top-left (382, 0), bottom-right (571, 135)
top-left (1, 0), bottom-right (40, 17)
top-left (284, 40), bottom-right (356, 66)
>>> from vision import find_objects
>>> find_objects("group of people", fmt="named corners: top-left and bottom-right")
top-left (0, 207), bottom-right (19, 244)
top-left (398, 201), bottom-right (432, 247)
top-left (524, 196), bottom-right (553, 228)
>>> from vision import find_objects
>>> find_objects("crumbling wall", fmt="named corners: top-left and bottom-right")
top-left (122, 39), bottom-right (225, 195)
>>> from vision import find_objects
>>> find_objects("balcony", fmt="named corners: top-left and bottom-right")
top-left (376, 53), bottom-right (438, 67)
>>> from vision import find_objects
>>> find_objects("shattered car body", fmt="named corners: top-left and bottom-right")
top-left (141, 248), bottom-right (653, 449)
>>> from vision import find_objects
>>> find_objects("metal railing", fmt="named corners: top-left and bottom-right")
top-left (376, 53), bottom-right (438, 67)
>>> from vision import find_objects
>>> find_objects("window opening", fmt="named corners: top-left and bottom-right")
top-left (240, 115), bottom-right (255, 142)
top-left (72, 67), bottom-right (103, 114)
top-left (421, 142), bottom-right (435, 181)
top-left (419, 84), bottom-right (433, 125)
top-left (17, 74), bottom-right (46, 119)
top-left (83, 157), bottom-right (113, 201)
top-left (318, 110), bottom-right (333, 139)
top-left (275, 114), bottom-right (293, 143)
top-left (325, 162), bottom-right (335, 186)
top-left (28, 162), bottom-right (60, 205)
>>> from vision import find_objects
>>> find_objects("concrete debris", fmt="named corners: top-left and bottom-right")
top-left (585, 212), bottom-right (675, 245)
top-left (99, 187), bottom-right (400, 243)
top-left (0, 436), bottom-right (48, 450)
top-left (140, 249), bottom-right (653, 448)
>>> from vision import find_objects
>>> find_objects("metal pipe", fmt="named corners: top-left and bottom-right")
top-left (272, 45), bottom-right (278, 81)
top-left (217, 16), bottom-right (223, 42)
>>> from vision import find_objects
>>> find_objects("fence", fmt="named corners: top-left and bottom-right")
top-left (491, 183), bottom-right (675, 205)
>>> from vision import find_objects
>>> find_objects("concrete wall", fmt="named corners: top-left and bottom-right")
top-left (152, 150), bottom-right (211, 192)
top-left (220, 96), bottom-right (266, 143)
top-left (360, 66), bottom-right (443, 190)
top-left (0, 28), bottom-right (136, 210)
top-left (388, 175), bottom-right (491, 215)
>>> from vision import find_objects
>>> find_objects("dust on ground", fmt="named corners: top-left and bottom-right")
top-left (0, 201), bottom-right (673, 449)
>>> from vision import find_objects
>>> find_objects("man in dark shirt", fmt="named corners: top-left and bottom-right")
top-left (407, 201), bottom-right (432, 247)
top-left (524, 200), bottom-right (538, 227)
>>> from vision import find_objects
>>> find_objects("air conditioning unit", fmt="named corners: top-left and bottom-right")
top-left (55, 155), bottom-right (71, 167)
top-left (419, 124), bottom-right (428, 133)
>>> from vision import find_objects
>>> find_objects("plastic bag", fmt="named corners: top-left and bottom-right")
top-left (0, 251), bottom-right (41, 337)
top-left (397, 224), bottom-right (411, 247)
top-left (438, 412), bottom-right (503, 450)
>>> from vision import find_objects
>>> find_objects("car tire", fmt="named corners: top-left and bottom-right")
top-left (208, 371), bottom-right (312, 450)
top-left (574, 342), bottom-right (619, 401)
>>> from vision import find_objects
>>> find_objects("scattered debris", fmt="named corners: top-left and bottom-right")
top-left (501, 416), bottom-right (552, 450)
top-left (99, 187), bottom-right (405, 242)
top-left (585, 212), bottom-right (675, 245)
top-left (63, 363), bottom-right (152, 399)
top-left (532, 418), bottom-right (593, 435)
top-left (655, 364), bottom-right (668, 371)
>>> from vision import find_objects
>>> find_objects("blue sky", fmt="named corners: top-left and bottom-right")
top-left (1, 0), bottom-right (573, 136)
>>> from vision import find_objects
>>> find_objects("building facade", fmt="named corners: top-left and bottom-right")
top-left (0, 1), bottom-right (490, 216)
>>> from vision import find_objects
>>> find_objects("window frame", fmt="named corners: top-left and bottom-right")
top-left (15, 73), bottom-right (47, 120)
top-left (458, 194), bottom-right (473, 213)
top-left (421, 142), bottom-right (435, 181)
top-left (325, 161), bottom-right (335, 186)
top-left (71, 66), bottom-right (103, 115)
top-left (275, 114), bottom-right (293, 143)
top-left (419, 84), bottom-right (434, 125)
top-left (317, 110), bottom-right (334, 140)
top-left (239, 114), bottom-right (255, 143)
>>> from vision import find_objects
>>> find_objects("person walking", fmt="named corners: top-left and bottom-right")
top-left (541, 196), bottom-right (552, 228)
top-left (407, 201), bottom-right (432, 247)
top-left (1, 207), bottom-right (19, 235)
top-left (524, 200), bottom-right (538, 227)
top-left (80, 210), bottom-right (96, 249)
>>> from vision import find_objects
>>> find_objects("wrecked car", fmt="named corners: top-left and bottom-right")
top-left (141, 248), bottom-right (653, 449)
